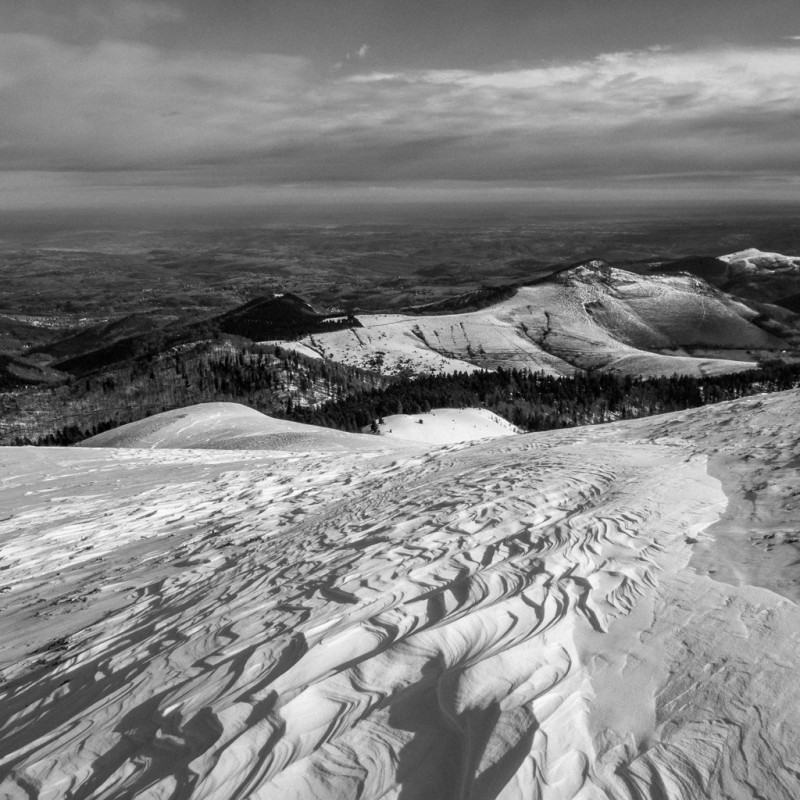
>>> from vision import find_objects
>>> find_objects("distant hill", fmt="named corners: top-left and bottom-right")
top-left (649, 256), bottom-right (731, 284)
top-left (31, 313), bottom-right (179, 362)
top-left (217, 292), bottom-right (361, 341)
top-left (0, 354), bottom-right (68, 390)
top-left (274, 262), bottom-right (798, 378)
top-left (648, 249), bottom-right (800, 306)
top-left (41, 293), bottom-right (361, 379)
top-left (79, 402), bottom-right (400, 452)
top-left (50, 318), bottom-right (218, 377)
top-left (402, 285), bottom-right (517, 315)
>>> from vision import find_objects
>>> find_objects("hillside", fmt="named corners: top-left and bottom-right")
top-left (0, 343), bottom-right (386, 446)
top-left (651, 248), bottom-right (800, 306)
top-left (81, 402), bottom-right (410, 452)
top-left (30, 312), bottom-right (177, 362)
top-left (2, 391), bottom-right (799, 798)
top-left (217, 292), bottom-right (360, 341)
top-left (271, 263), bottom-right (794, 377)
top-left (14, 257), bottom-right (798, 389)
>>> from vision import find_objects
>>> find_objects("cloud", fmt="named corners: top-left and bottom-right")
top-left (1, 36), bottom-right (800, 210)
top-left (4, 1), bottom-right (185, 42)
top-left (334, 43), bottom-right (370, 69)
top-left (108, 1), bottom-right (185, 29)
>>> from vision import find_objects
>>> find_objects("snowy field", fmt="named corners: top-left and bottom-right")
top-left (1, 393), bottom-right (800, 798)
top-left (362, 407), bottom-right (520, 444)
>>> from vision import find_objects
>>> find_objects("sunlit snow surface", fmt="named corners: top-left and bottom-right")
top-left (363, 408), bottom-right (519, 444)
top-left (720, 247), bottom-right (800, 272)
top-left (2, 396), bottom-right (800, 799)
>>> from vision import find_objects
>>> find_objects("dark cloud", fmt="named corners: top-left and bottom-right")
top-left (1, 31), bottom-right (799, 211)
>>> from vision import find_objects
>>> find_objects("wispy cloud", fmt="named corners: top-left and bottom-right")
top-left (2, 35), bottom-right (800, 210)
top-left (4, 1), bottom-right (184, 42)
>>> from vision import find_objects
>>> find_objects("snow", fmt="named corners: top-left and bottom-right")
top-left (364, 407), bottom-right (520, 444)
top-left (79, 402), bottom-right (414, 452)
top-left (271, 268), bottom-right (771, 378)
top-left (2, 391), bottom-right (800, 798)
top-left (720, 247), bottom-right (800, 272)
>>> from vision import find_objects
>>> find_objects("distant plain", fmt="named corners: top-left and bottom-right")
top-left (3, 211), bottom-right (800, 338)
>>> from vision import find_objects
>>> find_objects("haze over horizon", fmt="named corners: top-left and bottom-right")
top-left (2, 0), bottom-right (800, 223)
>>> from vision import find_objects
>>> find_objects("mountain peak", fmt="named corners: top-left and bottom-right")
top-left (552, 259), bottom-right (614, 283)
top-left (720, 249), bottom-right (800, 271)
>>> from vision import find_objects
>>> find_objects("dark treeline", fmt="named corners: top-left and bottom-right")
top-left (3, 343), bottom-right (386, 445)
top-left (219, 315), bottom-right (360, 343)
top-left (280, 362), bottom-right (800, 434)
top-left (7, 345), bottom-right (800, 446)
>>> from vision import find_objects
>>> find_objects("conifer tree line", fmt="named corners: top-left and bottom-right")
top-left (4, 338), bottom-right (800, 445)
top-left (2, 342), bottom-right (385, 445)
top-left (279, 362), bottom-right (800, 434)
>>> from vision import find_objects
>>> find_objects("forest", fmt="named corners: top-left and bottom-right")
top-left (280, 362), bottom-right (800, 434)
top-left (6, 341), bottom-right (800, 445)
top-left (1, 343), bottom-right (385, 445)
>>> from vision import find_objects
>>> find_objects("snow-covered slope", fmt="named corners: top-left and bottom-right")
top-left (720, 247), bottom-right (800, 272)
top-left (273, 265), bottom-right (782, 377)
top-left (79, 402), bottom-right (410, 452)
top-left (2, 391), bottom-right (800, 798)
top-left (364, 407), bottom-right (519, 444)
top-left (712, 248), bottom-right (800, 307)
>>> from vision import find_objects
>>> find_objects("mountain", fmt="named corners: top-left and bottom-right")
top-left (2, 390), bottom-right (800, 798)
top-left (29, 262), bottom-right (799, 384)
top-left (30, 312), bottom-right (177, 363)
top-left (0, 341), bottom-right (387, 446)
top-left (0, 353), bottom-right (67, 390)
top-left (648, 254), bottom-right (731, 283)
top-left (651, 248), bottom-right (800, 307)
top-left (272, 263), bottom-right (795, 377)
top-left (402, 284), bottom-right (518, 315)
top-left (38, 293), bottom-right (360, 379)
top-left (720, 247), bottom-right (800, 272)
top-left (217, 292), bottom-right (360, 341)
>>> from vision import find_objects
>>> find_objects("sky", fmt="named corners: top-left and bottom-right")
top-left (2, 0), bottom-right (800, 221)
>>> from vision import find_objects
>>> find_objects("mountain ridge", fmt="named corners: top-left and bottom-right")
top-left (271, 261), bottom-right (797, 377)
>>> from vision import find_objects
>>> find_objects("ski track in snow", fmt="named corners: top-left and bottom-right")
top-left (2, 393), bottom-right (800, 799)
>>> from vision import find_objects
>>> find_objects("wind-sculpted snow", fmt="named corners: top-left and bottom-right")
top-left (2, 393), bottom-right (800, 799)
top-left (78, 402), bottom-right (406, 452)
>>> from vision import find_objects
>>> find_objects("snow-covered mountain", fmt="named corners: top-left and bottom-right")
top-left (720, 247), bottom-right (800, 273)
top-left (274, 263), bottom-right (791, 376)
top-left (653, 249), bottom-right (800, 310)
top-left (2, 393), bottom-right (800, 799)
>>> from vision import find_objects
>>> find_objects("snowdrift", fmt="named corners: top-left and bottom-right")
top-left (79, 402), bottom-right (407, 452)
top-left (363, 407), bottom-right (519, 444)
top-left (2, 391), bottom-right (800, 798)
